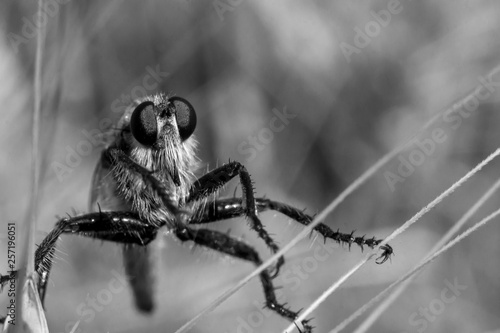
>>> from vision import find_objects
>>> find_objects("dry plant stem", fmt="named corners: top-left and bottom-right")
top-left (348, 177), bottom-right (500, 333)
top-left (335, 206), bottom-right (500, 333)
top-left (29, 0), bottom-right (45, 273)
top-left (10, 1), bottom-right (47, 331)
top-left (377, 148), bottom-right (500, 246)
top-left (285, 148), bottom-right (500, 333)
top-left (9, 1), bottom-right (47, 332)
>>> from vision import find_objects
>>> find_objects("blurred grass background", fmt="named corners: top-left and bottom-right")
top-left (1, 0), bottom-right (500, 332)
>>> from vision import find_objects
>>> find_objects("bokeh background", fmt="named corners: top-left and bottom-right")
top-left (1, 1), bottom-right (500, 332)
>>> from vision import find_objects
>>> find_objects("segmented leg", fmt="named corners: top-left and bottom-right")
top-left (188, 197), bottom-right (393, 264)
top-left (0, 212), bottom-right (157, 302)
top-left (186, 161), bottom-right (284, 277)
top-left (174, 225), bottom-right (313, 333)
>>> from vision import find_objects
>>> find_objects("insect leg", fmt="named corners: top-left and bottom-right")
top-left (0, 212), bottom-right (156, 303)
top-left (189, 198), bottom-right (393, 264)
top-left (185, 161), bottom-right (284, 278)
top-left (174, 225), bottom-right (313, 333)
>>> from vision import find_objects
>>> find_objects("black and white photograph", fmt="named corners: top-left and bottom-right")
top-left (1, 1), bottom-right (500, 332)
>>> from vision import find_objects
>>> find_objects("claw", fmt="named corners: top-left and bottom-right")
top-left (375, 244), bottom-right (394, 264)
top-left (300, 317), bottom-right (315, 333)
top-left (268, 264), bottom-right (281, 279)
top-left (268, 255), bottom-right (285, 279)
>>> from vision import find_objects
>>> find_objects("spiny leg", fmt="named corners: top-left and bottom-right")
top-left (256, 198), bottom-right (394, 263)
top-left (0, 212), bottom-right (157, 303)
top-left (186, 161), bottom-right (284, 277)
top-left (174, 225), bottom-right (313, 333)
top-left (188, 197), bottom-right (393, 264)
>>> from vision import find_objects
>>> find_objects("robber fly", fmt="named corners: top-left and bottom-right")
top-left (1, 93), bottom-right (393, 332)
top-left (88, 94), bottom-right (199, 312)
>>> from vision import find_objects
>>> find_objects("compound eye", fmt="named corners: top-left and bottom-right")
top-left (130, 101), bottom-right (158, 146)
top-left (170, 96), bottom-right (197, 141)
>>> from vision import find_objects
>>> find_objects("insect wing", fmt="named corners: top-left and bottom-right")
top-left (89, 154), bottom-right (120, 212)
top-left (89, 156), bottom-right (104, 211)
